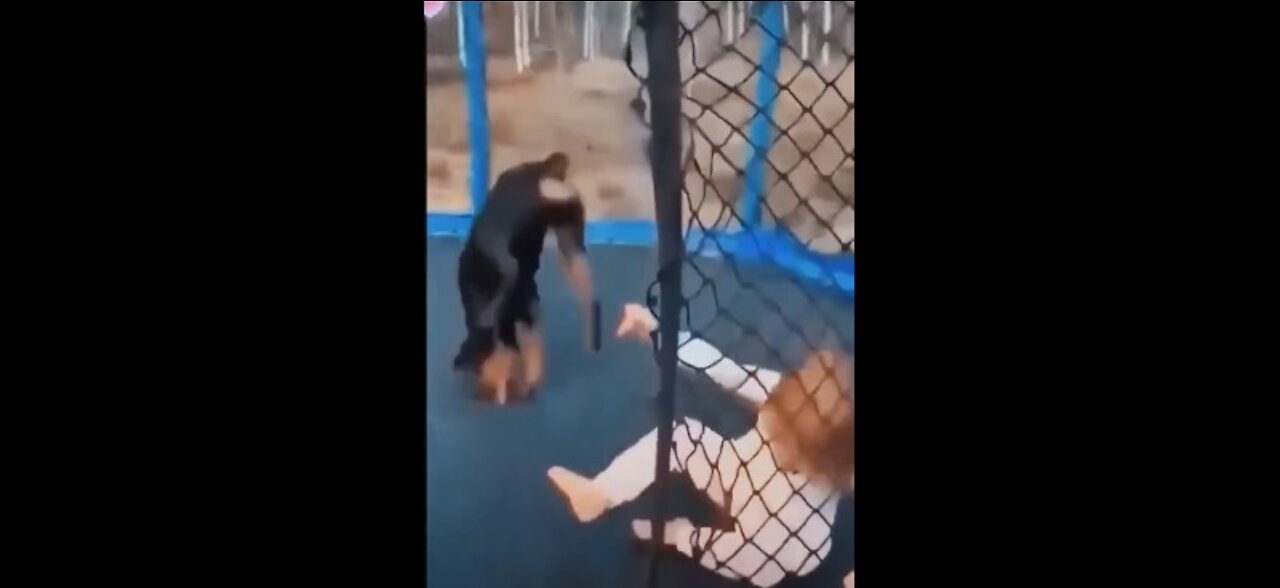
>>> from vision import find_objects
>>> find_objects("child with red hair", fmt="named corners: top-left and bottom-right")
top-left (548, 304), bottom-right (853, 587)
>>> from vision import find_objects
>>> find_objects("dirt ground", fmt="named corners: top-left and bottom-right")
top-left (426, 51), bottom-right (854, 252)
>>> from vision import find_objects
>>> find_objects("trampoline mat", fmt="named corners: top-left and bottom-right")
top-left (427, 236), bottom-right (853, 588)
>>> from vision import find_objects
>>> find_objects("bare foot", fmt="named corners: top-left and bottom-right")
top-left (547, 466), bottom-right (612, 523)
top-left (479, 347), bottom-right (517, 405)
top-left (616, 303), bottom-right (658, 341)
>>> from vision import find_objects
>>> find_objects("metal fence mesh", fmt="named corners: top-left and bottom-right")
top-left (628, 2), bottom-right (854, 586)
top-left (629, 1), bottom-right (853, 253)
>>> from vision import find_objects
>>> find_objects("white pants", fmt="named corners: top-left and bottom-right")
top-left (593, 419), bottom-right (838, 586)
top-left (592, 333), bottom-right (839, 587)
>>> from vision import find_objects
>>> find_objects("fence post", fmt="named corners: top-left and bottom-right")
top-left (642, 2), bottom-right (684, 587)
top-left (740, 0), bottom-right (783, 229)
top-left (461, 1), bottom-right (490, 213)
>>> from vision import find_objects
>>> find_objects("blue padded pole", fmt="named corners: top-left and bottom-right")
top-left (741, 0), bottom-right (784, 228)
top-left (461, 1), bottom-right (490, 213)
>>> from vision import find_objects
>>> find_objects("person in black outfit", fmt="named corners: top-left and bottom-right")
top-left (453, 152), bottom-right (593, 405)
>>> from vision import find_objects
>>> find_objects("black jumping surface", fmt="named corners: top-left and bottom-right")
top-left (427, 236), bottom-right (854, 588)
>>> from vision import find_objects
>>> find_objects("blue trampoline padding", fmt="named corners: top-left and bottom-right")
top-left (425, 236), bottom-right (853, 588)
top-left (426, 213), bottom-right (854, 299)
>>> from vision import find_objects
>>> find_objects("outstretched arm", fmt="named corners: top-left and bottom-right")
top-left (617, 304), bottom-right (781, 406)
top-left (541, 191), bottom-right (596, 354)
top-left (544, 194), bottom-right (592, 310)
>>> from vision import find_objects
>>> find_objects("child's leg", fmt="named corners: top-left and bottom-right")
top-left (594, 418), bottom-right (726, 504)
top-left (672, 334), bottom-right (780, 406)
top-left (633, 489), bottom-right (840, 587)
top-left (617, 304), bottom-right (781, 405)
top-left (629, 517), bottom-right (787, 587)
top-left (548, 418), bottom-right (727, 522)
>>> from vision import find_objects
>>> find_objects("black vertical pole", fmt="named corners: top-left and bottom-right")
top-left (643, 2), bottom-right (683, 587)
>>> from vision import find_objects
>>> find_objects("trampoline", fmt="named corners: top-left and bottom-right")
top-left (426, 235), bottom-right (853, 588)
top-left (427, 3), bottom-right (854, 587)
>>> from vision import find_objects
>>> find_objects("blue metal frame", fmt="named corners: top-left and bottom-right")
top-left (438, 0), bottom-right (853, 300)
top-left (461, 1), bottom-right (490, 212)
top-left (740, 0), bottom-right (785, 228)
top-left (427, 213), bottom-right (854, 299)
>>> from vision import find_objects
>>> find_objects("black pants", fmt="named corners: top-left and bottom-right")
top-left (454, 245), bottom-right (540, 372)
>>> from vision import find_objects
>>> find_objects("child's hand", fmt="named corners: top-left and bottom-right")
top-left (616, 303), bottom-right (658, 341)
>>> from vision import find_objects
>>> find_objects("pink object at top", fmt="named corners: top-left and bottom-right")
top-left (424, 1), bottom-right (446, 19)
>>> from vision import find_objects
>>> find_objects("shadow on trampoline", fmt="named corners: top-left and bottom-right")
top-left (427, 237), bottom-right (853, 588)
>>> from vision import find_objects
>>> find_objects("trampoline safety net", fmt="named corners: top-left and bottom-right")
top-left (627, 2), bottom-right (854, 587)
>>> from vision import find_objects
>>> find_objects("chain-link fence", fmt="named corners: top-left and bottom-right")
top-left (428, 3), bottom-right (638, 85)
top-left (626, 0), bottom-right (854, 291)
top-left (428, 2), bottom-right (854, 585)
top-left (629, 2), bottom-right (854, 586)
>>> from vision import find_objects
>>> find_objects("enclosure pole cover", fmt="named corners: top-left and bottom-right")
top-left (461, 1), bottom-right (490, 212)
top-left (533, 0), bottom-right (541, 37)
top-left (741, 0), bottom-right (785, 228)
top-left (801, 0), bottom-right (811, 61)
top-left (642, 2), bottom-right (685, 586)
top-left (822, 0), bottom-right (833, 65)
